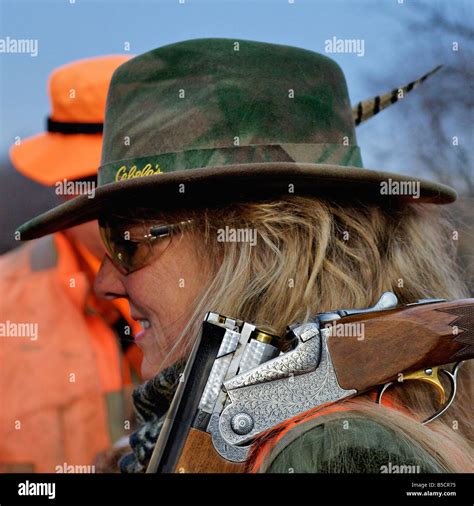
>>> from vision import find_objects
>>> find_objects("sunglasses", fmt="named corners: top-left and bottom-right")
top-left (99, 216), bottom-right (192, 275)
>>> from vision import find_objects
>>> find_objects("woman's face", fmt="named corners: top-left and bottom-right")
top-left (94, 228), bottom-right (211, 380)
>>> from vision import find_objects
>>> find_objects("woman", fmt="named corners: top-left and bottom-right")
top-left (18, 38), bottom-right (472, 473)
top-left (92, 198), bottom-right (471, 473)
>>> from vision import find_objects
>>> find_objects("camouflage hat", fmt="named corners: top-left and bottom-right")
top-left (18, 38), bottom-right (455, 240)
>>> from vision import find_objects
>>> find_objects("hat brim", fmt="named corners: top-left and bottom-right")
top-left (17, 162), bottom-right (456, 240)
top-left (10, 132), bottom-right (103, 185)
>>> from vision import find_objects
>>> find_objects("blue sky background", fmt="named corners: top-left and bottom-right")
top-left (0, 0), bottom-right (457, 164)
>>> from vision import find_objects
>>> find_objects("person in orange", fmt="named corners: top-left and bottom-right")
top-left (0, 55), bottom-right (142, 473)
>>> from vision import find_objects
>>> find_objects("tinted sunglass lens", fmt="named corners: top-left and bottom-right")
top-left (99, 220), bottom-right (177, 274)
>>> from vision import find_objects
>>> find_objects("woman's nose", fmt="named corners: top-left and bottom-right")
top-left (94, 255), bottom-right (127, 300)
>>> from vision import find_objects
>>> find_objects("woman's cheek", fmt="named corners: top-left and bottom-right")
top-left (139, 333), bottom-right (164, 379)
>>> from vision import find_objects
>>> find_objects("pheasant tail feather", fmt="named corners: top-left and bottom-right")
top-left (352, 65), bottom-right (442, 126)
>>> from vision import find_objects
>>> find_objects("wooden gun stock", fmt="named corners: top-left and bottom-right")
top-left (174, 428), bottom-right (245, 473)
top-left (328, 299), bottom-right (474, 391)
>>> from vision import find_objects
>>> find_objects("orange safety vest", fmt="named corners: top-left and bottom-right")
top-left (0, 233), bottom-right (142, 472)
top-left (248, 392), bottom-right (401, 473)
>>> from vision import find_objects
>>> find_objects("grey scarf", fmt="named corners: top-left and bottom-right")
top-left (119, 360), bottom-right (185, 473)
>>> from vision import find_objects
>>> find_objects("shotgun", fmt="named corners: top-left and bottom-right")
top-left (146, 292), bottom-right (474, 473)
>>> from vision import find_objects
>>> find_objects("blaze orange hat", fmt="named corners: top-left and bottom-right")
top-left (10, 55), bottom-right (130, 186)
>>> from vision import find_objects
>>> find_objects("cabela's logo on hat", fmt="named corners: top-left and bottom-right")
top-left (115, 163), bottom-right (162, 181)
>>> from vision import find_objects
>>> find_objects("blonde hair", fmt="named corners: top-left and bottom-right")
top-left (158, 196), bottom-right (472, 472)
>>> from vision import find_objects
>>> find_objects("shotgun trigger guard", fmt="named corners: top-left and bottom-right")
top-left (376, 361), bottom-right (464, 425)
top-left (404, 367), bottom-right (446, 404)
